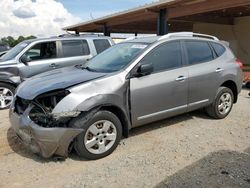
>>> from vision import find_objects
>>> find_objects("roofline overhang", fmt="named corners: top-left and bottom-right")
top-left (63, 0), bottom-right (177, 30)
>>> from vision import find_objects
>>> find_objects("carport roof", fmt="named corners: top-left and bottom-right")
top-left (63, 0), bottom-right (250, 34)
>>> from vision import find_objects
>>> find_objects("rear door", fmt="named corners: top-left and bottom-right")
top-left (184, 40), bottom-right (221, 111)
top-left (18, 41), bottom-right (59, 78)
top-left (130, 40), bottom-right (188, 126)
top-left (58, 39), bottom-right (92, 67)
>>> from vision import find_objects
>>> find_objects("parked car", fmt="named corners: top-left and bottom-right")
top-left (0, 51), bottom-right (8, 57)
top-left (0, 35), bottom-right (114, 109)
top-left (9, 32), bottom-right (243, 160)
top-left (0, 43), bottom-right (10, 53)
top-left (0, 43), bottom-right (10, 58)
top-left (243, 71), bottom-right (250, 88)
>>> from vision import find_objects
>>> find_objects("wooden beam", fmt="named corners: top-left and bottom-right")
top-left (106, 12), bottom-right (156, 27)
top-left (168, 0), bottom-right (250, 18)
top-left (171, 15), bottom-right (234, 25)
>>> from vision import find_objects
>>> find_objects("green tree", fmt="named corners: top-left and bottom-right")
top-left (0, 35), bottom-right (37, 47)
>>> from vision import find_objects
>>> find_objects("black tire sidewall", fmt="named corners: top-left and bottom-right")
top-left (246, 82), bottom-right (250, 89)
top-left (74, 110), bottom-right (122, 160)
top-left (0, 83), bottom-right (15, 110)
top-left (214, 87), bottom-right (234, 119)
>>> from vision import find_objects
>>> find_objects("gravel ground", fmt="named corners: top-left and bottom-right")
top-left (0, 89), bottom-right (249, 188)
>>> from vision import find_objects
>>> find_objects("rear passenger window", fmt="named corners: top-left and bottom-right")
top-left (186, 41), bottom-right (214, 65)
top-left (62, 40), bottom-right (90, 57)
top-left (141, 41), bottom-right (182, 72)
top-left (93, 39), bottom-right (111, 54)
top-left (211, 42), bottom-right (226, 57)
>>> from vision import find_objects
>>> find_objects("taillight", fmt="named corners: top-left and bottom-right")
top-left (236, 58), bottom-right (243, 69)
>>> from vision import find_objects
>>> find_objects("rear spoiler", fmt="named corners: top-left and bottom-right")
top-left (220, 40), bottom-right (230, 47)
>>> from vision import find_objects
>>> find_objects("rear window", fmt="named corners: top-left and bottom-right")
top-left (210, 42), bottom-right (226, 57)
top-left (186, 41), bottom-right (214, 65)
top-left (62, 40), bottom-right (90, 57)
top-left (93, 39), bottom-right (111, 54)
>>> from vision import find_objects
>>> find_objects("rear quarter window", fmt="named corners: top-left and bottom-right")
top-left (185, 41), bottom-right (214, 65)
top-left (210, 42), bottom-right (226, 57)
top-left (62, 40), bottom-right (90, 58)
top-left (93, 39), bottom-right (111, 54)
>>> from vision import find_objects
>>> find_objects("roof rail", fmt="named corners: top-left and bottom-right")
top-left (158, 32), bottom-right (219, 41)
top-left (123, 36), bottom-right (144, 41)
top-left (123, 35), bottom-right (157, 42)
top-left (58, 33), bottom-right (105, 38)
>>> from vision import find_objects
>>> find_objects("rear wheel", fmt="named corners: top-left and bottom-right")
top-left (0, 83), bottom-right (15, 110)
top-left (246, 82), bottom-right (250, 89)
top-left (206, 87), bottom-right (234, 119)
top-left (71, 110), bottom-right (122, 160)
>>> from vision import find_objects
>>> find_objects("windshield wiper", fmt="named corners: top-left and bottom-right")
top-left (75, 64), bottom-right (84, 69)
top-left (80, 64), bottom-right (98, 72)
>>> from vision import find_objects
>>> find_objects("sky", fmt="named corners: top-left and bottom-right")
top-left (0, 0), bottom-right (157, 38)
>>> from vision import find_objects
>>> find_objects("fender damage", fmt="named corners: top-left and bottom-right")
top-left (10, 90), bottom-right (84, 158)
top-left (9, 70), bottom-right (131, 158)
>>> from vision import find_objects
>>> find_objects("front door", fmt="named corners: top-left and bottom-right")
top-left (130, 41), bottom-right (188, 127)
top-left (18, 41), bottom-right (59, 78)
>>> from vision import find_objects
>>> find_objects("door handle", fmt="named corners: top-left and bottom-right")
top-left (176, 76), bottom-right (187, 81)
top-left (49, 63), bottom-right (58, 68)
top-left (215, 68), bottom-right (223, 73)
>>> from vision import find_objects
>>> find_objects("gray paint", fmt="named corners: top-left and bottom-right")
top-left (17, 66), bottom-right (107, 100)
top-left (9, 104), bottom-right (82, 158)
top-left (9, 34), bottom-right (243, 158)
top-left (0, 36), bottom-right (114, 85)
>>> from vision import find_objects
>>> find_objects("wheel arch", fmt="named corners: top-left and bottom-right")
top-left (99, 105), bottom-right (130, 138)
top-left (220, 80), bottom-right (238, 103)
top-left (0, 80), bottom-right (17, 88)
top-left (76, 104), bottom-right (131, 138)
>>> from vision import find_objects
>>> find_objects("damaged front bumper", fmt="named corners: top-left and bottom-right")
top-left (9, 104), bottom-right (83, 158)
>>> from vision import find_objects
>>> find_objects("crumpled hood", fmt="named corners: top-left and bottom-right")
top-left (16, 66), bottom-right (108, 100)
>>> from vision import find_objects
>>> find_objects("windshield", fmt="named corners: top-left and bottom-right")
top-left (0, 41), bottom-right (30, 61)
top-left (86, 42), bottom-right (148, 73)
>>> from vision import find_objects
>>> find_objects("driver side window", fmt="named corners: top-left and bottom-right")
top-left (141, 41), bottom-right (182, 73)
top-left (24, 42), bottom-right (57, 62)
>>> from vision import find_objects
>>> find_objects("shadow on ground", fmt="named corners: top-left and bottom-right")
top-left (155, 149), bottom-right (250, 188)
top-left (6, 128), bottom-right (66, 163)
top-left (6, 109), bottom-right (214, 162)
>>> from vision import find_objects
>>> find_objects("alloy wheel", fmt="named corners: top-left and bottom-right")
top-left (84, 120), bottom-right (117, 154)
top-left (218, 92), bottom-right (232, 115)
top-left (0, 87), bottom-right (14, 109)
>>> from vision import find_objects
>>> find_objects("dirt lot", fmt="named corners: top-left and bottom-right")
top-left (0, 89), bottom-right (249, 188)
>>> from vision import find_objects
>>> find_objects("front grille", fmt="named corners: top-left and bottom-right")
top-left (14, 96), bottom-right (30, 115)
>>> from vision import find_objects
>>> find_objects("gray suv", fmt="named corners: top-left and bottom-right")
top-left (9, 32), bottom-right (243, 160)
top-left (0, 35), bottom-right (114, 109)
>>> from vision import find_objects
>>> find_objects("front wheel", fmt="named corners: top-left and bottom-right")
top-left (71, 110), bottom-right (122, 160)
top-left (206, 87), bottom-right (234, 119)
top-left (0, 83), bottom-right (15, 110)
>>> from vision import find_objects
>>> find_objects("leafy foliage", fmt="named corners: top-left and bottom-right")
top-left (0, 36), bottom-right (36, 47)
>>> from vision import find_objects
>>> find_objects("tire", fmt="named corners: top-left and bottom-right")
top-left (70, 110), bottom-right (122, 160)
top-left (0, 83), bottom-right (15, 110)
top-left (206, 87), bottom-right (234, 119)
top-left (246, 82), bottom-right (250, 89)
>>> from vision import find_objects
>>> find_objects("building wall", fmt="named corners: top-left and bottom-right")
top-left (193, 16), bottom-right (250, 65)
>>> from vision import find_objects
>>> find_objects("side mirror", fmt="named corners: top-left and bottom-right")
top-left (20, 55), bottom-right (31, 65)
top-left (137, 64), bottom-right (153, 76)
